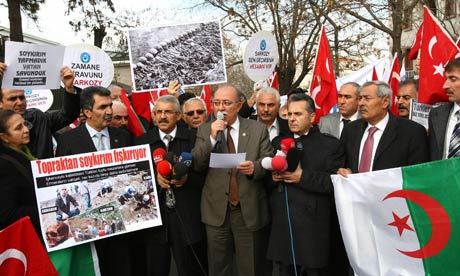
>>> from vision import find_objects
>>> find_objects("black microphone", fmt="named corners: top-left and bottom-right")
top-left (216, 111), bottom-right (226, 144)
top-left (286, 147), bottom-right (302, 172)
top-left (164, 152), bottom-right (176, 166)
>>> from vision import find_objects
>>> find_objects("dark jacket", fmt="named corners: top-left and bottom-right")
top-left (55, 194), bottom-right (78, 216)
top-left (267, 126), bottom-right (345, 267)
top-left (26, 87), bottom-right (81, 159)
top-left (135, 125), bottom-right (205, 245)
top-left (0, 144), bottom-right (41, 235)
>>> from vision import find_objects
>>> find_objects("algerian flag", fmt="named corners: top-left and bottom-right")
top-left (48, 243), bottom-right (100, 276)
top-left (331, 158), bottom-right (460, 275)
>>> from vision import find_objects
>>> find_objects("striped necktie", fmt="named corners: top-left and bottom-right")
top-left (448, 111), bottom-right (460, 158)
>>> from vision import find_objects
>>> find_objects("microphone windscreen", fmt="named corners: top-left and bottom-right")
top-left (164, 152), bottom-right (176, 166)
top-left (172, 162), bottom-right (189, 180)
top-left (280, 138), bottom-right (295, 154)
top-left (178, 152), bottom-right (193, 167)
top-left (271, 155), bottom-right (287, 173)
top-left (286, 148), bottom-right (302, 172)
top-left (157, 160), bottom-right (172, 176)
top-left (261, 157), bottom-right (273, 171)
top-left (153, 147), bottom-right (166, 165)
top-left (217, 111), bottom-right (226, 120)
top-left (275, 150), bottom-right (286, 157)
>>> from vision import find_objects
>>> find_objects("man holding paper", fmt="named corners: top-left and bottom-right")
top-left (192, 85), bottom-right (273, 276)
top-left (0, 63), bottom-right (80, 159)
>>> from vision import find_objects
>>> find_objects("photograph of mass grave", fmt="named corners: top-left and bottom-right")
top-left (128, 20), bottom-right (227, 91)
top-left (38, 171), bottom-right (159, 251)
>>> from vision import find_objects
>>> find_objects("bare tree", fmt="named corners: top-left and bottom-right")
top-left (2, 0), bottom-right (45, 42)
top-left (65, 0), bottom-right (115, 48)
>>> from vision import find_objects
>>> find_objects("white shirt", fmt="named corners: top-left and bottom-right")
top-left (86, 123), bottom-right (110, 151)
top-left (210, 117), bottom-right (240, 150)
top-left (159, 127), bottom-right (177, 149)
top-left (358, 113), bottom-right (389, 171)
top-left (339, 111), bottom-right (359, 136)
top-left (444, 103), bottom-right (460, 159)
top-left (265, 118), bottom-right (280, 141)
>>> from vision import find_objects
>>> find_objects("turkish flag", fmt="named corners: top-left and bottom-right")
top-left (309, 25), bottom-right (338, 124)
top-left (408, 6), bottom-right (460, 104)
top-left (372, 66), bottom-right (379, 81)
top-left (131, 88), bottom-right (168, 123)
top-left (121, 89), bottom-right (147, 137)
top-left (200, 84), bottom-right (213, 116)
top-left (268, 71), bottom-right (279, 90)
top-left (386, 53), bottom-right (401, 116)
top-left (0, 217), bottom-right (58, 276)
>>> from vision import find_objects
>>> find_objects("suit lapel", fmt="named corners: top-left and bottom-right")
top-left (108, 127), bottom-right (122, 149)
top-left (237, 118), bottom-right (250, 153)
top-left (78, 126), bottom-right (97, 152)
top-left (374, 114), bottom-right (397, 162)
top-left (433, 104), bottom-right (452, 153)
top-left (333, 113), bottom-right (341, 138)
top-left (352, 120), bottom-right (367, 169)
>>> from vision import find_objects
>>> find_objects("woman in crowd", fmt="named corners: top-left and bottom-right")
top-left (0, 109), bottom-right (40, 234)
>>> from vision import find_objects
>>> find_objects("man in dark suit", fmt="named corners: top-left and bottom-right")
top-left (251, 87), bottom-right (290, 141)
top-left (319, 82), bottom-right (360, 139)
top-left (135, 95), bottom-right (207, 276)
top-left (429, 58), bottom-right (460, 161)
top-left (269, 94), bottom-right (345, 276)
top-left (55, 186), bottom-right (80, 221)
top-left (192, 85), bottom-right (273, 276)
top-left (55, 86), bottom-right (135, 276)
top-left (338, 81), bottom-right (428, 175)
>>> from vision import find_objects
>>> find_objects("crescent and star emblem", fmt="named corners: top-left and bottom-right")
top-left (383, 189), bottom-right (451, 259)
top-left (0, 248), bottom-right (27, 275)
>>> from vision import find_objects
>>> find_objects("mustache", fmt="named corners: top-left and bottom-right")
top-left (398, 104), bottom-right (408, 110)
top-left (159, 118), bottom-right (169, 124)
top-left (104, 115), bottom-right (112, 120)
top-left (359, 107), bottom-right (368, 113)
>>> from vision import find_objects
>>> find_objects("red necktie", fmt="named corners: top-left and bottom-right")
top-left (227, 127), bottom-right (239, 205)
top-left (358, 127), bottom-right (378, 173)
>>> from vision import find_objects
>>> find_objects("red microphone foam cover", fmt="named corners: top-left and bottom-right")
top-left (280, 138), bottom-right (295, 155)
top-left (153, 148), bottom-right (167, 165)
top-left (157, 160), bottom-right (172, 176)
top-left (271, 155), bottom-right (288, 172)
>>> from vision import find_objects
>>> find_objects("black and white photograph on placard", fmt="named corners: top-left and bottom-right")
top-left (127, 20), bottom-right (227, 91)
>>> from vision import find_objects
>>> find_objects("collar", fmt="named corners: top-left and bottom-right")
top-left (294, 128), bottom-right (311, 139)
top-left (341, 111), bottom-right (358, 121)
top-left (228, 117), bottom-right (240, 131)
top-left (85, 123), bottom-right (109, 137)
top-left (366, 112), bottom-right (389, 131)
top-left (159, 126), bottom-right (178, 140)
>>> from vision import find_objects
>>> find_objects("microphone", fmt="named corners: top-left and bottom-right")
top-left (271, 155), bottom-right (288, 173)
top-left (280, 137), bottom-right (295, 155)
top-left (261, 157), bottom-right (273, 171)
top-left (156, 160), bottom-right (172, 177)
top-left (172, 152), bottom-right (193, 180)
top-left (164, 152), bottom-right (177, 166)
top-left (286, 147), bottom-right (302, 172)
top-left (216, 111), bottom-right (226, 144)
top-left (153, 148), bottom-right (166, 165)
top-left (178, 152), bottom-right (193, 167)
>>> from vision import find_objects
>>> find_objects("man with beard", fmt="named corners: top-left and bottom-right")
top-left (397, 79), bottom-right (418, 118)
top-left (319, 82), bottom-right (360, 138)
top-left (55, 86), bottom-right (135, 275)
top-left (429, 58), bottom-right (460, 160)
top-left (110, 101), bottom-right (129, 130)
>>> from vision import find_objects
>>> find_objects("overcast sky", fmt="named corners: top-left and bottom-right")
top-left (0, 0), bottom-right (220, 46)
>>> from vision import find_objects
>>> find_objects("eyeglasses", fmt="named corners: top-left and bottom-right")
top-left (211, 100), bottom-right (238, 107)
top-left (155, 110), bottom-right (177, 116)
top-left (6, 95), bottom-right (26, 102)
top-left (184, 109), bottom-right (206, 116)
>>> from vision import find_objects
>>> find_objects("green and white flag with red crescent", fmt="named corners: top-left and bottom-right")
top-left (331, 158), bottom-right (460, 275)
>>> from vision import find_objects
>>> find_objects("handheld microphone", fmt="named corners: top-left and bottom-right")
top-left (261, 157), bottom-right (273, 171)
top-left (280, 137), bottom-right (295, 155)
top-left (157, 160), bottom-right (172, 177)
top-left (172, 152), bottom-right (193, 180)
top-left (271, 155), bottom-right (288, 172)
top-left (216, 111), bottom-right (226, 144)
top-left (164, 152), bottom-right (177, 166)
top-left (286, 147), bottom-right (302, 172)
top-left (153, 148), bottom-right (167, 165)
top-left (178, 152), bottom-right (193, 167)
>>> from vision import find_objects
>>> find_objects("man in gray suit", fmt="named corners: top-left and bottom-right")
top-left (429, 58), bottom-right (460, 160)
top-left (192, 85), bottom-right (273, 276)
top-left (318, 82), bottom-right (360, 138)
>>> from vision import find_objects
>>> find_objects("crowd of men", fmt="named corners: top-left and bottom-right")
top-left (1, 57), bottom-right (460, 276)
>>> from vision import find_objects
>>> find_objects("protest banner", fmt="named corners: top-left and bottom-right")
top-left (243, 31), bottom-right (278, 82)
top-left (31, 145), bottom-right (162, 252)
top-left (24, 89), bottom-right (54, 112)
top-left (127, 20), bottom-right (226, 91)
top-left (63, 44), bottom-right (115, 88)
top-left (2, 41), bottom-right (65, 90)
top-left (331, 159), bottom-right (460, 275)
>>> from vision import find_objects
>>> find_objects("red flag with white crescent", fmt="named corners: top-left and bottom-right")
top-left (200, 85), bottom-right (212, 115)
top-left (121, 89), bottom-right (146, 137)
top-left (386, 53), bottom-right (401, 116)
top-left (309, 25), bottom-right (338, 124)
top-left (408, 6), bottom-right (460, 104)
top-left (268, 71), bottom-right (279, 90)
top-left (0, 217), bottom-right (58, 276)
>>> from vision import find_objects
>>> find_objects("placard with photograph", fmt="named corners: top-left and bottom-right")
top-left (127, 20), bottom-right (227, 91)
top-left (31, 145), bottom-right (162, 252)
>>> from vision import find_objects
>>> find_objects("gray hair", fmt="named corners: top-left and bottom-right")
top-left (256, 87), bottom-right (280, 103)
top-left (360, 81), bottom-right (393, 109)
top-left (340, 82), bottom-right (360, 96)
top-left (182, 97), bottom-right (207, 114)
top-left (153, 95), bottom-right (181, 112)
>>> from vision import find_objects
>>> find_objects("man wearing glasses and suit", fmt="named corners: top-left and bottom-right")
top-left (182, 97), bottom-right (209, 130)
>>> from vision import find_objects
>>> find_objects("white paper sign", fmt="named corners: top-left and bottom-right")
top-left (2, 41), bottom-right (65, 89)
top-left (25, 89), bottom-right (54, 112)
top-left (243, 31), bottom-right (278, 82)
top-left (31, 145), bottom-right (162, 252)
top-left (209, 152), bottom-right (246, 168)
top-left (63, 44), bottom-right (114, 88)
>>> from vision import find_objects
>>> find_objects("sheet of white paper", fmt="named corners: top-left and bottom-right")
top-left (209, 153), bottom-right (246, 168)
top-left (2, 41), bottom-right (65, 90)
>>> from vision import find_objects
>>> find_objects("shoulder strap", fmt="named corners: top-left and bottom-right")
top-left (0, 154), bottom-right (34, 186)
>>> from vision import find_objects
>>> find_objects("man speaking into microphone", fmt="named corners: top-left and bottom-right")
top-left (192, 85), bottom-right (273, 276)
top-left (268, 94), bottom-right (345, 276)
top-left (135, 95), bottom-right (207, 276)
